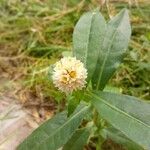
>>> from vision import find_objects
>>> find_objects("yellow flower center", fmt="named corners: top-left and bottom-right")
top-left (61, 76), bottom-right (68, 84)
top-left (69, 71), bottom-right (76, 78)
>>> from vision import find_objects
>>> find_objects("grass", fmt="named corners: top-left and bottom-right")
top-left (0, 0), bottom-right (149, 104)
top-left (0, 0), bottom-right (149, 149)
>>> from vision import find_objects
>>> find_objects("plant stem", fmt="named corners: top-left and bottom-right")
top-left (93, 108), bottom-right (99, 127)
top-left (93, 109), bottom-right (104, 150)
top-left (96, 135), bottom-right (105, 150)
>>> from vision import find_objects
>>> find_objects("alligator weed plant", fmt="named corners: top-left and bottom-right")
top-left (18, 9), bottom-right (150, 150)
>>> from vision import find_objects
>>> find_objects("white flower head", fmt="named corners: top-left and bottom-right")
top-left (52, 57), bottom-right (87, 93)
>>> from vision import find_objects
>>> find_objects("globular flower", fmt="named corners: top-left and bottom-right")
top-left (52, 57), bottom-right (87, 93)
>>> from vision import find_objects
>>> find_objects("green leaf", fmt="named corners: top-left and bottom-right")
top-left (67, 90), bottom-right (86, 117)
top-left (62, 51), bottom-right (72, 57)
top-left (92, 9), bottom-right (131, 90)
top-left (101, 127), bottom-right (143, 150)
top-left (63, 128), bottom-right (90, 150)
top-left (104, 86), bottom-right (122, 93)
top-left (73, 10), bottom-right (106, 82)
top-left (91, 91), bottom-right (150, 149)
top-left (67, 95), bottom-right (80, 117)
top-left (17, 103), bottom-right (90, 150)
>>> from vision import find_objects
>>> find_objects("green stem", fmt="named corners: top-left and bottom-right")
top-left (96, 135), bottom-right (105, 150)
top-left (87, 91), bottom-right (105, 149)
top-left (93, 108), bottom-right (99, 127)
top-left (93, 109), bottom-right (104, 150)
